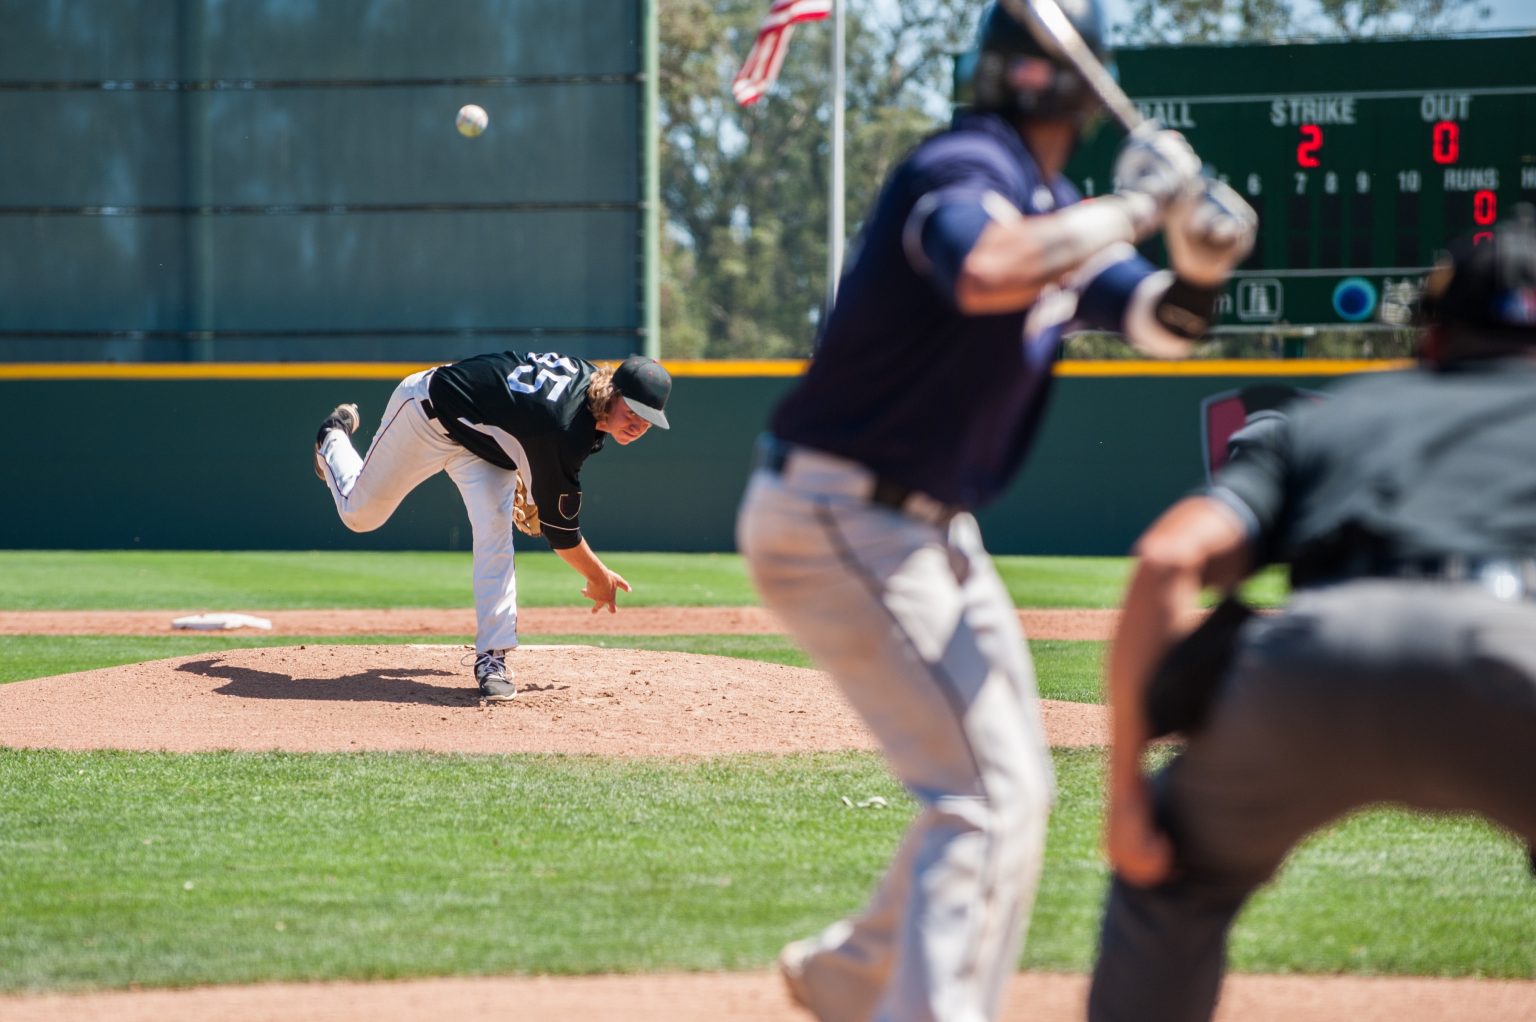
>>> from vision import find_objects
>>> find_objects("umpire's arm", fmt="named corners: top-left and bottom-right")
top-left (1104, 497), bottom-right (1252, 886)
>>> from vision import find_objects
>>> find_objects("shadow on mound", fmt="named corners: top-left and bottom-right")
top-left (178, 657), bottom-right (471, 706)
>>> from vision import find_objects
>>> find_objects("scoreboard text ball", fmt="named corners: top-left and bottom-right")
top-left (1064, 34), bottom-right (1536, 328)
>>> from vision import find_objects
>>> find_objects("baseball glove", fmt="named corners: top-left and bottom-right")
top-left (512, 476), bottom-right (542, 537)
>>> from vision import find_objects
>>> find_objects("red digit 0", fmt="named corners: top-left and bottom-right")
top-left (1432, 121), bottom-right (1460, 165)
top-left (1473, 189), bottom-right (1497, 226)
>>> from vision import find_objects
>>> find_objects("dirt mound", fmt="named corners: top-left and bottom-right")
top-left (0, 644), bottom-right (1108, 755)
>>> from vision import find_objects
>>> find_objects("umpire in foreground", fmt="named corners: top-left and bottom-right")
top-left (1089, 209), bottom-right (1536, 1022)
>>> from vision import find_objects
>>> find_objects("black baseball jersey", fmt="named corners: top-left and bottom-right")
top-left (427, 351), bottom-right (607, 550)
top-left (1209, 357), bottom-right (1536, 581)
top-left (770, 112), bottom-right (1155, 509)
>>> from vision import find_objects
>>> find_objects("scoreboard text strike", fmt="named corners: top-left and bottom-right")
top-left (1065, 34), bottom-right (1536, 328)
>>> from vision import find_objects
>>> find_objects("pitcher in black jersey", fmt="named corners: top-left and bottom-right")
top-left (313, 351), bottom-right (672, 701)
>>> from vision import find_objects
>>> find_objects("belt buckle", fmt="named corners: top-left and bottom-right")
top-left (892, 488), bottom-right (958, 527)
top-left (867, 476), bottom-right (957, 526)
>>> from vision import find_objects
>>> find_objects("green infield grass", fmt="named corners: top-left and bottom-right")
top-left (1, 748), bottom-right (1529, 994)
top-left (0, 551), bottom-right (752, 611)
top-left (0, 550), bottom-right (1290, 611)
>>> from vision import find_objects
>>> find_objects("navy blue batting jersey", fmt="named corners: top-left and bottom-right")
top-left (771, 111), bottom-right (1154, 509)
top-left (428, 351), bottom-right (606, 550)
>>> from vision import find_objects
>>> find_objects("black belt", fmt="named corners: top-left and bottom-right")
top-left (419, 397), bottom-right (462, 446)
top-left (1308, 555), bottom-right (1536, 604)
top-left (1383, 555), bottom-right (1536, 602)
top-left (756, 436), bottom-right (961, 525)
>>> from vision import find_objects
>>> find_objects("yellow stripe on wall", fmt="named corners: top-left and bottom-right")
top-left (666, 359), bottom-right (809, 376)
top-left (0, 358), bottom-right (1410, 381)
top-left (1054, 358), bottom-right (1412, 376)
top-left (0, 362), bottom-right (432, 381)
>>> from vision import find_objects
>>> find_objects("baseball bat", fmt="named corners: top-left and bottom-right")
top-left (999, 0), bottom-right (1148, 137)
top-left (1002, 1), bottom-right (1260, 289)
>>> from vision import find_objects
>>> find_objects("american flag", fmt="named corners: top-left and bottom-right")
top-left (731, 0), bottom-right (833, 106)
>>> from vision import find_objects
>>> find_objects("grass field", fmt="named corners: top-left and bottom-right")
top-left (0, 550), bottom-right (1291, 611)
top-left (1, 550), bottom-right (1530, 994)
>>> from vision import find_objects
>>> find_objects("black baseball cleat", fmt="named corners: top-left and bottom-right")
top-left (474, 650), bottom-right (517, 702)
top-left (313, 403), bottom-right (360, 480)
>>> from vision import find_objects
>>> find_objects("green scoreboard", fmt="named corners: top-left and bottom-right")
top-left (1066, 34), bottom-right (1536, 328)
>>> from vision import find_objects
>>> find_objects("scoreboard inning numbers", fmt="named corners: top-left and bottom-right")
top-left (1065, 34), bottom-right (1536, 328)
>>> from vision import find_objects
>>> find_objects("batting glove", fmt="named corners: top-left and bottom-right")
top-left (1112, 127), bottom-right (1203, 239)
top-left (1166, 178), bottom-right (1258, 287)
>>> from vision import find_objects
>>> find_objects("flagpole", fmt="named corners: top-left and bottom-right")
top-left (827, 0), bottom-right (845, 307)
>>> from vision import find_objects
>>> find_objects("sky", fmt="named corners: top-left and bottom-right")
top-left (1479, 0), bottom-right (1536, 29)
top-left (1100, 0), bottom-right (1536, 34)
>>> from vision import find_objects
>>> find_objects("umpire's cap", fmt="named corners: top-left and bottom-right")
top-left (1418, 203), bottom-right (1536, 339)
top-left (613, 355), bottom-right (671, 429)
top-left (958, 0), bottom-right (1110, 121)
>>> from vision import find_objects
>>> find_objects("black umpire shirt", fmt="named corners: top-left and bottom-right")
top-left (427, 351), bottom-right (607, 551)
top-left (1208, 357), bottom-right (1536, 583)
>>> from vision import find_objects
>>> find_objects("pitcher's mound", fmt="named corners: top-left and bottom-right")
top-left (0, 644), bottom-right (1106, 756)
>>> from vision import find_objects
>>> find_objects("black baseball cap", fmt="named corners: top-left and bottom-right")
top-left (612, 355), bottom-right (671, 429)
top-left (1419, 203), bottom-right (1536, 337)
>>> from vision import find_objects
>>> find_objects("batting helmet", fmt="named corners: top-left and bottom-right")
top-left (1417, 203), bottom-right (1536, 343)
top-left (958, 0), bottom-right (1110, 121)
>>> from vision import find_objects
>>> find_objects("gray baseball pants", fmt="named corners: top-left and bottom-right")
top-left (737, 451), bottom-right (1054, 1022)
top-left (1089, 581), bottom-right (1536, 1022)
top-left (318, 368), bottom-right (522, 654)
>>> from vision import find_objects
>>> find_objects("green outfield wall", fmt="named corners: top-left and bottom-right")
top-left (0, 1), bottom-right (653, 365)
top-left (0, 361), bottom-right (1396, 555)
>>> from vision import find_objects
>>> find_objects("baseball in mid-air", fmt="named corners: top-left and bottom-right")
top-left (456, 103), bottom-right (489, 138)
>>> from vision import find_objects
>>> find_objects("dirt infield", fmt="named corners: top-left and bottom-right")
top-left (4, 606), bottom-right (1532, 1021)
top-left (0, 606), bottom-right (1123, 639)
top-left (5, 968), bottom-right (1535, 1022)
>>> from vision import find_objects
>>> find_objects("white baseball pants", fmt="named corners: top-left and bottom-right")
top-left (318, 368), bottom-right (521, 653)
top-left (736, 451), bottom-right (1054, 1022)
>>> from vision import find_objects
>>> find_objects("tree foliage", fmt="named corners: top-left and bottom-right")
top-left (1118, 0), bottom-right (1489, 45)
top-left (657, 0), bottom-right (973, 358)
